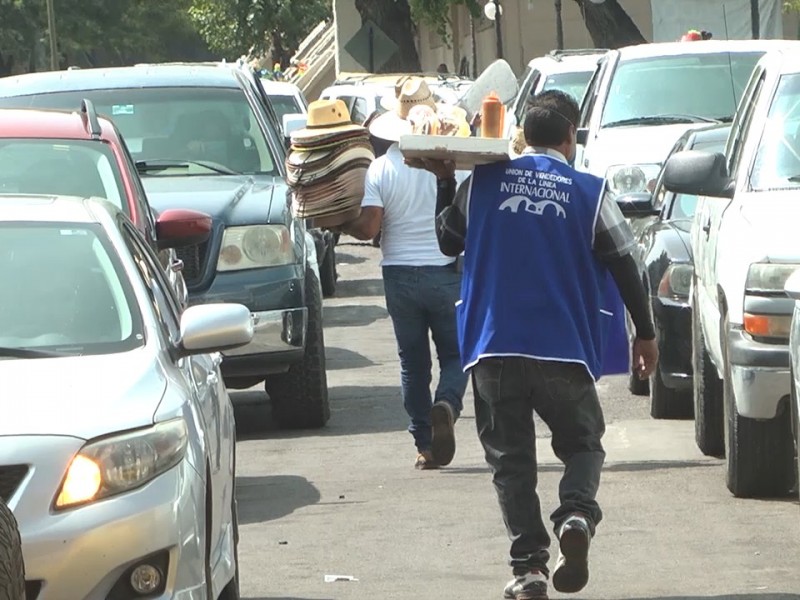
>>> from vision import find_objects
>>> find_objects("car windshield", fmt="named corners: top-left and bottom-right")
top-left (0, 222), bottom-right (143, 356)
top-left (0, 87), bottom-right (278, 177)
top-left (750, 73), bottom-right (800, 191)
top-left (601, 51), bottom-right (765, 127)
top-left (0, 139), bottom-right (125, 210)
top-left (540, 70), bottom-right (594, 103)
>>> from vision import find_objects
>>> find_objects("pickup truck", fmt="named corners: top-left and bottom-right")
top-left (662, 48), bottom-right (800, 498)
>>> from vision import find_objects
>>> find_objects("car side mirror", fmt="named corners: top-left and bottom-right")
top-left (576, 127), bottom-right (589, 146)
top-left (155, 209), bottom-right (212, 250)
top-left (179, 303), bottom-right (254, 356)
top-left (615, 192), bottom-right (659, 218)
top-left (784, 269), bottom-right (800, 300)
top-left (663, 150), bottom-right (733, 198)
top-left (282, 113), bottom-right (307, 141)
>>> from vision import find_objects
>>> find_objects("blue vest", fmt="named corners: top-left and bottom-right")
top-left (458, 153), bottom-right (630, 380)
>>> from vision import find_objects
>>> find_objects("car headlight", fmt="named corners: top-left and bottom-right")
top-left (745, 263), bottom-right (800, 294)
top-left (606, 163), bottom-right (661, 196)
top-left (657, 263), bottom-right (693, 300)
top-left (217, 225), bottom-right (294, 271)
top-left (55, 419), bottom-right (188, 510)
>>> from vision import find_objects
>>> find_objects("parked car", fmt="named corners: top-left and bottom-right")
top-left (784, 269), bottom-right (800, 498)
top-left (621, 123), bottom-right (731, 419)
top-left (0, 498), bottom-right (24, 599)
top-left (0, 103), bottom-right (200, 307)
top-left (505, 48), bottom-right (608, 138)
top-left (661, 47), bottom-right (800, 498)
top-left (575, 39), bottom-right (800, 194)
top-left (0, 64), bottom-right (332, 429)
top-left (260, 79), bottom-right (308, 126)
top-left (0, 194), bottom-right (252, 598)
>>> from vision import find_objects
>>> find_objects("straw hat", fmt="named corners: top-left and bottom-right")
top-left (291, 99), bottom-right (365, 141)
top-left (369, 78), bottom-right (438, 142)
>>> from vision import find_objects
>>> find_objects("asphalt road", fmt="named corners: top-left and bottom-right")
top-left (231, 237), bottom-right (800, 600)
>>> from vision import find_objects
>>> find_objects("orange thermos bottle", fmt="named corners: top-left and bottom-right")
top-left (481, 91), bottom-right (505, 138)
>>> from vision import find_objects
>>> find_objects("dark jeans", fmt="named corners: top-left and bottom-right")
top-left (471, 356), bottom-right (605, 577)
top-left (383, 264), bottom-right (468, 451)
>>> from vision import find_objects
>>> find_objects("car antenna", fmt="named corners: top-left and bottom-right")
top-left (722, 4), bottom-right (737, 116)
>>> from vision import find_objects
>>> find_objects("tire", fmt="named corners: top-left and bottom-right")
top-left (722, 318), bottom-right (795, 498)
top-left (265, 267), bottom-right (330, 429)
top-left (691, 298), bottom-right (724, 457)
top-left (319, 240), bottom-right (337, 298)
top-left (650, 368), bottom-right (694, 420)
top-left (0, 500), bottom-right (24, 600)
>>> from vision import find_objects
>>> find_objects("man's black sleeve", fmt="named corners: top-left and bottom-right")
top-left (605, 254), bottom-right (656, 341)
top-left (435, 176), bottom-right (468, 257)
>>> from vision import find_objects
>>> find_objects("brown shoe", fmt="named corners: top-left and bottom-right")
top-left (430, 401), bottom-right (456, 466)
top-left (415, 450), bottom-right (439, 470)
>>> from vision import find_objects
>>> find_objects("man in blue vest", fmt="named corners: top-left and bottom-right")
top-left (411, 90), bottom-right (658, 600)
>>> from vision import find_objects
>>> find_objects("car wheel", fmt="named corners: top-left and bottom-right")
top-left (265, 267), bottom-right (330, 429)
top-left (650, 368), bottom-right (693, 420)
top-left (722, 315), bottom-right (795, 498)
top-left (691, 295), bottom-right (724, 457)
top-left (319, 239), bottom-right (337, 298)
top-left (0, 499), bottom-right (25, 600)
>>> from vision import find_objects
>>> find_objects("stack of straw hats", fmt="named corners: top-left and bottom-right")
top-left (287, 99), bottom-right (375, 228)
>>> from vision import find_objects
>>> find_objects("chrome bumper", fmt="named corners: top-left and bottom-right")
top-left (730, 364), bottom-right (790, 420)
top-left (222, 307), bottom-right (307, 357)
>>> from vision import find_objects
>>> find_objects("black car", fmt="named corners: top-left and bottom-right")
top-left (617, 123), bottom-right (731, 419)
top-left (0, 64), bottom-right (331, 429)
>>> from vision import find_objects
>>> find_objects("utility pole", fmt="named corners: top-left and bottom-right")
top-left (46, 0), bottom-right (59, 70)
top-left (493, 0), bottom-right (503, 59)
top-left (555, 0), bottom-right (564, 50)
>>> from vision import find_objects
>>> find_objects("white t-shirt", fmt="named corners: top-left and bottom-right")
top-left (362, 144), bottom-right (470, 267)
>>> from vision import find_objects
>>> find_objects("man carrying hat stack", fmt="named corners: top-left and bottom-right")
top-left (338, 78), bottom-right (470, 471)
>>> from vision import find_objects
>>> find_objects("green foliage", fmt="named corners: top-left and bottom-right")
top-left (188, 0), bottom-right (332, 63)
top-left (786, 0), bottom-right (800, 11)
top-left (408, 0), bottom-right (481, 45)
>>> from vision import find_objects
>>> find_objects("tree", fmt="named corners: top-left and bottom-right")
top-left (352, 0), bottom-right (422, 72)
top-left (571, 0), bottom-right (647, 48)
top-left (189, 0), bottom-right (332, 67)
top-left (408, 0), bottom-right (480, 45)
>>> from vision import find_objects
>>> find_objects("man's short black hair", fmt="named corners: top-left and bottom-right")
top-left (523, 90), bottom-right (580, 147)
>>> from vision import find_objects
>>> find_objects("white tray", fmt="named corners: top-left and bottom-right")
top-left (399, 135), bottom-right (511, 170)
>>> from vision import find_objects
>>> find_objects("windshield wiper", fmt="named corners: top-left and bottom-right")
top-left (0, 346), bottom-right (69, 359)
top-left (135, 159), bottom-right (241, 176)
top-left (604, 115), bottom-right (721, 128)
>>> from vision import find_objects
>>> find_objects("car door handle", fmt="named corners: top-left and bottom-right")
top-left (702, 218), bottom-right (712, 237)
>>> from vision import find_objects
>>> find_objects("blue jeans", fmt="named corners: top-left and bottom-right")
top-left (382, 264), bottom-right (468, 451)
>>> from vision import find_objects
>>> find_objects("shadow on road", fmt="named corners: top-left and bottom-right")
top-left (325, 346), bottom-right (377, 370)
top-left (441, 460), bottom-right (720, 476)
top-left (236, 475), bottom-right (321, 525)
top-left (333, 249), bottom-right (368, 265)
top-left (594, 596), bottom-right (800, 599)
top-left (331, 277), bottom-right (384, 298)
top-left (243, 598), bottom-right (333, 600)
top-left (324, 303), bottom-right (388, 327)
top-left (232, 384), bottom-right (406, 440)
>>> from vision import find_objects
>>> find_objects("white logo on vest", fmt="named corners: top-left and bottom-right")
top-left (498, 195), bottom-right (567, 219)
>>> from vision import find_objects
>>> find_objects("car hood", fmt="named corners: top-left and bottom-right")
top-left (142, 174), bottom-right (287, 225)
top-left (737, 191), bottom-right (800, 261)
top-left (584, 123), bottom-right (710, 176)
top-left (0, 348), bottom-right (167, 440)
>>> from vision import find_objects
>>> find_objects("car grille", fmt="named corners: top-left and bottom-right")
top-left (175, 241), bottom-right (210, 285)
top-left (0, 464), bottom-right (28, 502)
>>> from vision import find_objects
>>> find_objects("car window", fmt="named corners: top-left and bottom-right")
top-left (749, 73), bottom-right (800, 190)
top-left (2, 87), bottom-right (278, 177)
top-left (0, 221), bottom-right (143, 354)
top-left (351, 97), bottom-right (370, 124)
top-left (268, 94), bottom-right (303, 123)
top-left (120, 219), bottom-right (182, 344)
top-left (540, 70), bottom-right (594, 104)
top-left (601, 51), bottom-right (765, 127)
top-left (0, 139), bottom-right (125, 209)
top-left (579, 58), bottom-right (607, 127)
top-left (515, 68), bottom-right (541, 125)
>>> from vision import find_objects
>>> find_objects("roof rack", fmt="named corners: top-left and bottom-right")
top-left (80, 99), bottom-right (102, 140)
top-left (547, 48), bottom-right (609, 61)
top-left (332, 71), bottom-right (472, 86)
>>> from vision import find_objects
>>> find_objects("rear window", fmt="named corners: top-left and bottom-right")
top-left (0, 139), bottom-right (125, 209)
top-left (540, 70), bottom-right (594, 104)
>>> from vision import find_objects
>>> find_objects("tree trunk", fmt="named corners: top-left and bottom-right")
top-left (0, 54), bottom-right (14, 77)
top-left (572, 0), bottom-right (647, 49)
top-left (353, 0), bottom-right (421, 72)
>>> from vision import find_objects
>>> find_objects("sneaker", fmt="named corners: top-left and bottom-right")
top-left (503, 570), bottom-right (548, 600)
top-left (414, 450), bottom-right (439, 470)
top-left (430, 401), bottom-right (456, 466)
top-left (552, 514), bottom-right (591, 594)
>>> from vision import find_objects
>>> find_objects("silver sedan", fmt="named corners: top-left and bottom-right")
top-left (0, 194), bottom-right (253, 599)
